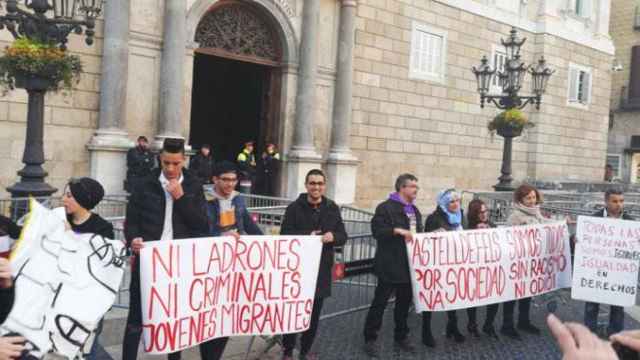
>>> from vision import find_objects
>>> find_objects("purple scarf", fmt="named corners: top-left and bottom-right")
top-left (389, 192), bottom-right (416, 216)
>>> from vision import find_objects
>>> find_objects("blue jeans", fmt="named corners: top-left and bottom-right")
top-left (87, 319), bottom-right (104, 360)
top-left (584, 302), bottom-right (624, 335)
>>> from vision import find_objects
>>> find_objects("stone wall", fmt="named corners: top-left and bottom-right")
top-left (350, 0), bottom-right (612, 209)
top-left (0, 23), bottom-right (105, 196)
top-left (608, 0), bottom-right (640, 183)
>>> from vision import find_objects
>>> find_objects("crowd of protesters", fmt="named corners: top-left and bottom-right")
top-left (0, 136), bottom-right (639, 360)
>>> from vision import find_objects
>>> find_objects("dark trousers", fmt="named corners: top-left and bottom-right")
top-left (363, 281), bottom-right (412, 342)
top-left (467, 304), bottom-right (500, 328)
top-left (584, 302), bottom-right (624, 335)
top-left (502, 298), bottom-right (532, 329)
top-left (422, 310), bottom-right (459, 336)
top-left (122, 266), bottom-right (226, 360)
top-left (282, 298), bottom-right (325, 356)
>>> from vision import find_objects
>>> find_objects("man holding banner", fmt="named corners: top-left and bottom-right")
top-left (122, 138), bottom-right (210, 360)
top-left (583, 189), bottom-right (634, 336)
top-left (280, 169), bottom-right (347, 360)
top-left (363, 174), bottom-right (422, 358)
top-left (203, 161), bottom-right (265, 359)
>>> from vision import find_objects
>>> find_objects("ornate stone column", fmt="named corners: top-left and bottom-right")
top-left (326, 0), bottom-right (358, 204)
top-left (286, 0), bottom-right (323, 198)
top-left (155, 0), bottom-right (187, 145)
top-left (87, 0), bottom-right (132, 195)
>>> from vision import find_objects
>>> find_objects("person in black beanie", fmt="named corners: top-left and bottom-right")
top-left (0, 178), bottom-right (114, 360)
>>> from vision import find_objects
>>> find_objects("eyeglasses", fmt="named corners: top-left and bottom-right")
top-left (218, 177), bottom-right (238, 183)
top-left (307, 181), bottom-right (325, 187)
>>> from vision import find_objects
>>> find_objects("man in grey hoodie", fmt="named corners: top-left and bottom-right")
top-left (203, 161), bottom-right (263, 360)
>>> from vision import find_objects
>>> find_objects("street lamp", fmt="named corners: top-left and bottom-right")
top-left (1, 0), bottom-right (103, 198)
top-left (472, 27), bottom-right (554, 191)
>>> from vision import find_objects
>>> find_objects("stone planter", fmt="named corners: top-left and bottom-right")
top-left (496, 125), bottom-right (523, 138)
top-left (13, 72), bottom-right (56, 91)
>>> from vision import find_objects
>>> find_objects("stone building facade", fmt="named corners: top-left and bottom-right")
top-left (607, 0), bottom-right (640, 183)
top-left (0, 0), bottom-right (614, 209)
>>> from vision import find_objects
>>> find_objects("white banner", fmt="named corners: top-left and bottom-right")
top-left (1, 199), bottom-right (126, 359)
top-left (139, 235), bottom-right (323, 354)
top-left (407, 221), bottom-right (572, 312)
top-left (572, 216), bottom-right (640, 307)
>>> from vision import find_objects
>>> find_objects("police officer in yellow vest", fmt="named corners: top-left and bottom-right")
top-left (236, 141), bottom-right (257, 191)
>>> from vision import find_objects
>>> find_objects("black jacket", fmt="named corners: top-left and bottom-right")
top-left (189, 153), bottom-right (215, 184)
top-left (371, 199), bottom-right (423, 284)
top-left (425, 206), bottom-right (464, 232)
top-left (124, 168), bottom-right (209, 247)
top-left (280, 194), bottom-right (347, 298)
top-left (126, 147), bottom-right (155, 179)
top-left (592, 208), bottom-right (634, 221)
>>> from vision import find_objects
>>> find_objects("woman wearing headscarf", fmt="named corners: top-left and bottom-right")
top-left (464, 199), bottom-right (500, 338)
top-left (500, 184), bottom-right (550, 339)
top-left (422, 189), bottom-right (465, 347)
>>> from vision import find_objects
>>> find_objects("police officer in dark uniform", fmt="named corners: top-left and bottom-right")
top-left (125, 136), bottom-right (155, 193)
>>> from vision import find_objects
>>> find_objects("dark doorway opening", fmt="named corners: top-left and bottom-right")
top-left (189, 53), bottom-right (271, 163)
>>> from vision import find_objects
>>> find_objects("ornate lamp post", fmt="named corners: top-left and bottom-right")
top-left (1, 0), bottom-right (103, 198)
top-left (472, 27), bottom-right (554, 191)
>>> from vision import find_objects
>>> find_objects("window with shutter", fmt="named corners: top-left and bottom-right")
top-left (490, 45), bottom-right (507, 93)
top-left (567, 63), bottom-right (592, 107)
top-left (409, 22), bottom-right (447, 83)
top-left (607, 154), bottom-right (622, 179)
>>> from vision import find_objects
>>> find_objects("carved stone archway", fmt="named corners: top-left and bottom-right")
top-left (195, 2), bottom-right (283, 66)
top-left (186, 0), bottom-right (298, 65)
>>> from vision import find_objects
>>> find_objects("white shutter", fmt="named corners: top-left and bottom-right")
top-left (431, 35), bottom-right (442, 75)
top-left (580, 0), bottom-right (592, 18)
top-left (411, 31), bottom-right (420, 72)
top-left (568, 67), bottom-right (579, 102)
top-left (581, 71), bottom-right (591, 104)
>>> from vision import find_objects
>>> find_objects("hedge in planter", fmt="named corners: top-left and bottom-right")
top-left (0, 37), bottom-right (82, 92)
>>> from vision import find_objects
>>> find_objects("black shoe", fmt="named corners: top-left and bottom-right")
top-left (500, 326), bottom-right (522, 340)
top-left (518, 322), bottom-right (541, 335)
top-left (394, 338), bottom-right (416, 354)
top-left (446, 328), bottom-right (466, 343)
top-left (482, 324), bottom-right (499, 339)
top-left (467, 322), bottom-right (480, 338)
top-left (422, 332), bottom-right (436, 348)
top-left (363, 341), bottom-right (379, 358)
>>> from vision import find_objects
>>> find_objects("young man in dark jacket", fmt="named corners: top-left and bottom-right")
top-left (125, 136), bottom-right (155, 193)
top-left (584, 189), bottom-right (634, 336)
top-left (122, 138), bottom-right (211, 360)
top-left (363, 174), bottom-right (422, 358)
top-left (280, 169), bottom-right (347, 360)
top-left (190, 144), bottom-right (216, 184)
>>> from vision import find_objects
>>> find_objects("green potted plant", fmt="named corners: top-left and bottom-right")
top-left (487, 108), bottom-right (535, 138)
top-left (0, 37), bottom-right (82, 92)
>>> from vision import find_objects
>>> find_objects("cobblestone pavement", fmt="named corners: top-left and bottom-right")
top-left (306, 297), bottom-right (640, 360)
top-left (96, 284), bottom-right (640, 359)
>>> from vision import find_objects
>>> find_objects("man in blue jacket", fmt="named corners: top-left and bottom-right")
top-left (205, 161), bottom-right (263, 358)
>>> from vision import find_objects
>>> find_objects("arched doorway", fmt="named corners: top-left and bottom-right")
top-left (189, 1), bottom-right (283, 193)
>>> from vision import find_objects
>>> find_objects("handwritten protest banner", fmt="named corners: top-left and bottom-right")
top-left (139, 235), bottom-right (322, 354)
top-left (571, 216), bottom-right (640, 307)
top-left (407, 221), bottom-right (572, 312)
